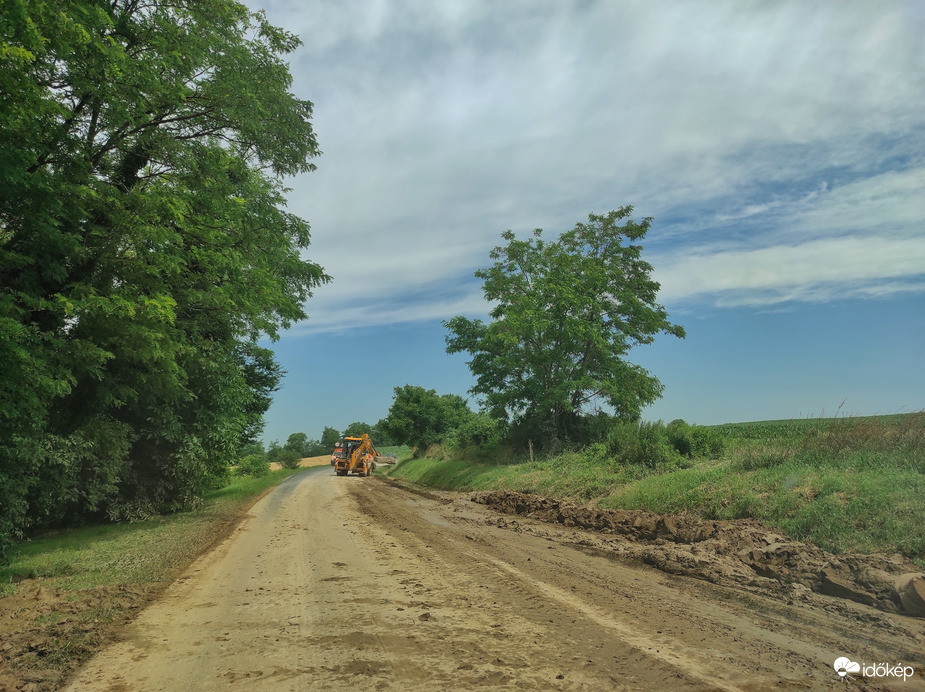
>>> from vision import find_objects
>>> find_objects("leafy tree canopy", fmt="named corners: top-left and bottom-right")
top-left (237, 441), bottom-right (265, 459)
top-left (342, 421), bottom-right (372, 439)
top-left (370, 418), bottom-right (397, 447)
top-left (382, 385), bottom-right (472, 450)
top-left (304, 438), bottom-right (328, 457)
top-left (0, 0), bottom-right (327, 561)
top-left (267, 440), bottom-right (300, 469)
top-left (445, 208), bottom-right (684, 444)
top-left (285, 432), bottom-right (310, 458)
top-left (320, 426), bottom-right (341, 447)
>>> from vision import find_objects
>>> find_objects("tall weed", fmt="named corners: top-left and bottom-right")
top-left (799, 413), bottom-right (924, 470)
top-left (606, 420), bottom-right (687, 470)
top-left (666, 419), bottom-right (727, 459)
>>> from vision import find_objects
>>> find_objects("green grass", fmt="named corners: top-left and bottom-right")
top-left (390, 412), bottom-right (925, 566)
top-left (377, 444), bottom-right (412, 461)
top-left (0, 467), bottom-right (306, 596)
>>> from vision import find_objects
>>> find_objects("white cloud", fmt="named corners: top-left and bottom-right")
top-left (656, 236), bottom-right (925, 307)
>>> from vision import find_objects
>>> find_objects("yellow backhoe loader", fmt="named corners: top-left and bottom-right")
top-left (334, 434), bottom-right (380, 476)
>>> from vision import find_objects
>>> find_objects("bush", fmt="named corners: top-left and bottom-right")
top-left (305, 439), bottom-right (328, 457)
top-left (582, 442), bottom-right (610, 465)
top-left (278, 448), bottom-right (302, 469)
top-left (237, 442), bottom-right (265, 458)
top-left (446, 413), bottom-right (506, 451)
top-left (235, 454), bottom-right (269, 478)
top-left (606, 420), bottom-right (683, 469)
top-left (690, 425), bottom-right (727, 458)
top-left (267, 442), bottom-right (301, 469)
top-left (666, 419), bottom-right (692, 457)
top-left (666, 419), bottom-right (726, 459)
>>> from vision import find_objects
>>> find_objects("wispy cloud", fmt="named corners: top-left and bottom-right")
top-left (293, 286), bottom-right (489, 335)
top-left (656, 236), bottom-right (925, 307)
top-left (248, 0), bottom-right (925, 330)
top-left (795, 168), bottom-right (925, 239)
top-left (652, 163), bottom-right (925, 307)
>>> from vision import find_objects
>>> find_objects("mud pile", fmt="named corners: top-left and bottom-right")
top-left (472, 490), bottom-right (925, 617)
top-left (0, 581), bottom-right (158, 691)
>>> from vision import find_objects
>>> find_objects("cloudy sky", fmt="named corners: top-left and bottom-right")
top-left (245, 0), bottom-right (925, 445)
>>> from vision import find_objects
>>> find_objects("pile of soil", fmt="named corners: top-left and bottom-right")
top-left (472, 490), bottom-right (925, 618)
top-left (0, 581), bottom-right (160, 692)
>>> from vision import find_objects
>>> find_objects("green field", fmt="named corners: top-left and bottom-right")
top-left (388, 413), bottom-right (925, 566)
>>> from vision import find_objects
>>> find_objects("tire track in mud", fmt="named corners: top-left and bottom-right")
top-left (357, 480), bottom-right (925, 690)
top-left (478, 554), bottom-right (739, 691)
top-left (364, 489), bottom-right (780, 689)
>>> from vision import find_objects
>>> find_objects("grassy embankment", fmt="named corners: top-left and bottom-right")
top-left (377, 445), bottom-right (413, 461)
top-left (1, 467), bottom-right (306, 598)
top-left (388, 413), bottom-right (925, 567)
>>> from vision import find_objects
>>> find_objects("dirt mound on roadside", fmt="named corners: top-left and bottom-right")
top-left (472, 490), bottom-right (925, 617)
top-left (0, 581), bottom-right (161, 692)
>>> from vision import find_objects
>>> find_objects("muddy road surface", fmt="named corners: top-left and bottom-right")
top-left (66, 468), bottom-right (924, 691)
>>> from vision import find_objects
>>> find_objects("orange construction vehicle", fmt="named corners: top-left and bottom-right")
top-left (334, 434), bottom-right (380, 477)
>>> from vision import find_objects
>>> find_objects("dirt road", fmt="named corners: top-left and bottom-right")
top-left (66, 467), bottom-right (925, 691)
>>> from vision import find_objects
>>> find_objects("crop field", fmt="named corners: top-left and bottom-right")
top-left (714, 412), bottom-right (913, 441)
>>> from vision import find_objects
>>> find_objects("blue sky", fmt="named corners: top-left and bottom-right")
top-left (245, 0), bottom-right (925, 445)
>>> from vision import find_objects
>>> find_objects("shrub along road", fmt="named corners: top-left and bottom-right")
top-left (64, 467), bottom-right (924, 690)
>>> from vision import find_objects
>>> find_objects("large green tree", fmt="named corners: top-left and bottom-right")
top-left (284, 433), bottom-right (311, 459)
top-left (342, 421), bottom-right (372, 439)
top-left (0, 1), bottom-right (326, 559)
top-left (445, 208), bottom-right (684, 444)
top-left (320, 426), bottom-right (341, 448)
top-left (369, 418), bottom-right (397, 447)
top-left (382, 385), bottom-right (472, 450)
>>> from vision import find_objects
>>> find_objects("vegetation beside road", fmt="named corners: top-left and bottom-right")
top-left (1, 468), bottom-right (304, 597)
top-left (0, 466), bottom-right (306, 689)
top-left (388, 412), bottom-right (925, 567)
top-left (377, 445), bottom-right (413, 462)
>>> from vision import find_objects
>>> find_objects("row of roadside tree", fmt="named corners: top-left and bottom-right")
top-left (0, 3), bottom-right (326, 564)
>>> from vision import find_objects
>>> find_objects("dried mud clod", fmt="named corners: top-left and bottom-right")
top-left (471, 490), bottom-right (925, 618)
